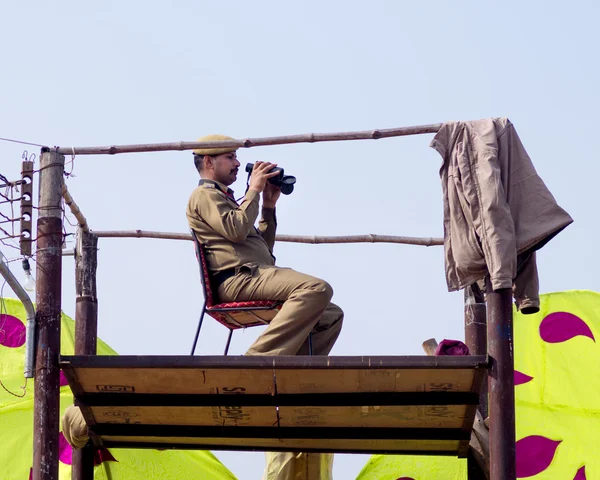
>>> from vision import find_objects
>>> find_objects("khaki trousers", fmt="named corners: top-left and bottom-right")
top-left (218, 264), bottom-right (344, 356)
top-left (218, 264), bottom-right (344, 480)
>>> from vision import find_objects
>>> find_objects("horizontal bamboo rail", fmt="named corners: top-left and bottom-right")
top-left (55, 123), bottom-right (442, 156)
top-left (93, 230), bottom-right (444, 246)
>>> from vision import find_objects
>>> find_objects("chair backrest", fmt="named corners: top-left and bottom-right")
top-left (190, 229), bottom-right (215, 307)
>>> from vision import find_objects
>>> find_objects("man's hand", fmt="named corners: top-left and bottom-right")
top-left (248, 161), bottom-right (280, 194)
top-left (263, 182), bottom-right (281, 208)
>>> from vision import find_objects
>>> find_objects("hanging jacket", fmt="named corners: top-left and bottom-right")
top-left (430, 118), bottom-right (573, 312)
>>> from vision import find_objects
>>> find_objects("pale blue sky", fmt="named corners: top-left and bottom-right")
top-left (1, 1), bottom-right (599, 478)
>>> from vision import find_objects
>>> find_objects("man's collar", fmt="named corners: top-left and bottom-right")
top-left (199, 179), bottom-right (235, 196)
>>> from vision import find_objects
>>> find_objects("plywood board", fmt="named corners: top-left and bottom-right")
top-left (74, 367), bottom-right (274, 395)
top-left (89, 404), bottom-right (467, 429)
top-left (278, 405), bottom-right (467, 429)
top-left (273, 368), bottom-right (475, 394)
top-left (90, 406), bottom-right (278, 427)
top-left (101, 435), bottom-right (461, 453)
top-left (68, 362), bottom-right (479, 397)
top-left (61, 355), bottom-right (486, 456)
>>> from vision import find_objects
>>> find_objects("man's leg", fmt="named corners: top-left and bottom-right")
top-left (260, 302), bottom-right (341, 479)
top-left (218, 265), bottom-right (343, 356)
top-left (296, 302), bottom-right (343, 356)
top-left (219, 265), bottom-right (343, 479)
top-left (262, 451), bottom-right (334, 480)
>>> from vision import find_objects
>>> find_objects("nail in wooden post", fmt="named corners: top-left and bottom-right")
top-left (71, 229), bottom-right (98, 480)
top-left (33, 149), bottom-right (64, 480)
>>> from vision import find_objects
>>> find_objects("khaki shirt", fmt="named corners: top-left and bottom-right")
top-left (186, 179), bottom-right (276, 273)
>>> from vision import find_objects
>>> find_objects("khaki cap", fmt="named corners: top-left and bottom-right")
top-left (192, 134), bottom-right (239, 156)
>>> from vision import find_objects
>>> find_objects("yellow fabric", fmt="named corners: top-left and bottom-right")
top-left (192, 134), bottom-right (238, 155)
top-left (0, 298), bottom-right (236, 480)
top-left (357, 290), bottom-right (600, 479)
top-left (512, 290), bottom-right (598, 478)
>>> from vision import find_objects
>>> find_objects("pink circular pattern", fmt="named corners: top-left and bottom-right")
top-left (0, 314), bottom-right (26, 348)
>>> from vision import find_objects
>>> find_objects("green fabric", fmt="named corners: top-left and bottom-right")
top-left (357, 290), bottom-right (599, 480)
top-left (0, 298), bottom-right (236, 480)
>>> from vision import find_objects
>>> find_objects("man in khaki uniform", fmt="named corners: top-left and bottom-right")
top-left (61, 135), bottom-right (343, 479)
top-left (187, 134), bottom-right (343, 479)
top-left (187, 134), bottom-right (344, 357)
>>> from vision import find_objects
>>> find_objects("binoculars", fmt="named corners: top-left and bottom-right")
top-left (245, 163), bottom-right (296, 195)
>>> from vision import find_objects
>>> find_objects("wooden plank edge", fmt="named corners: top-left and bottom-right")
top-left (101, 441), bottom-right (461, 456)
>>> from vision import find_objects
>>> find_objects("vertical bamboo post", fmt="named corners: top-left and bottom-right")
top-left (33, 148), bottom-right (65, 480)
top-left (71, 229), bottom-right (98, 480)
top-left (465, 284), bottom-right (489, 479)
top-left (486, 286), bottom-right (516, 480)
top-left (465, 284), bottom-right (488, 417)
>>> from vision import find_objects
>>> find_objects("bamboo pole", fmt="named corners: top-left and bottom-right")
top-left (55, 123), bottom-right (442, 156)
top-left (277, 234), bottom-right (443, 246)
top-left (421, 337), bottom-right (490, 479)
top-left (465, 284), bottom-right (490, 480)
top-left (71, 229), bottom-right (98, 480)
top-left (92, 230), bottom-right (444, 246)
top-left (62, 184), bottom-right (89, 232)
top-left (33, 149), bottom-right (64, 480)
top-left (486, 285), bottom-right (516, 480)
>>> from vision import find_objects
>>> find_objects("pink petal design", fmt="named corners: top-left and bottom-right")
top-left (574, 466), bottom-right (586, 480)
top-left (515, 370), bottom-right (534, 385)
top-left (540, 312), bottom-right (595, 343)
top-left (94, 447), bottom-right (117, 466)
top-left (0, 314), bottom-right (26, 348)
top-left (59, 371), bottom-right (69, 387)
top-left (58, 432), bottom-right (73, 465)
top-left (516, 435), bottom-right (561, 478)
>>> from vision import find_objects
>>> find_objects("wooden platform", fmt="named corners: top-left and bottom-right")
top-left (60, 355), bottom-right (487, 457)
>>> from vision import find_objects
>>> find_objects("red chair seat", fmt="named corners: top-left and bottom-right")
top-left (190, 230), bottom-right (307, 354)
top-left (209, 300), bottom-right (281, 310)
top-left (207, 302), bottom-right (282, 330)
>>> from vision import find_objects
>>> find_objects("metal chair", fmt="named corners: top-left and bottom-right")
top-left (190, 230), bottom-right (313, 355)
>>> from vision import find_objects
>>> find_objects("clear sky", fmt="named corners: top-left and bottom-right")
top-left (1, 1), bottom-right (599, 478)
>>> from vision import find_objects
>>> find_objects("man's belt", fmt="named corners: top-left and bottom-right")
top-left (211, 268), bottom-right (237, 289)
